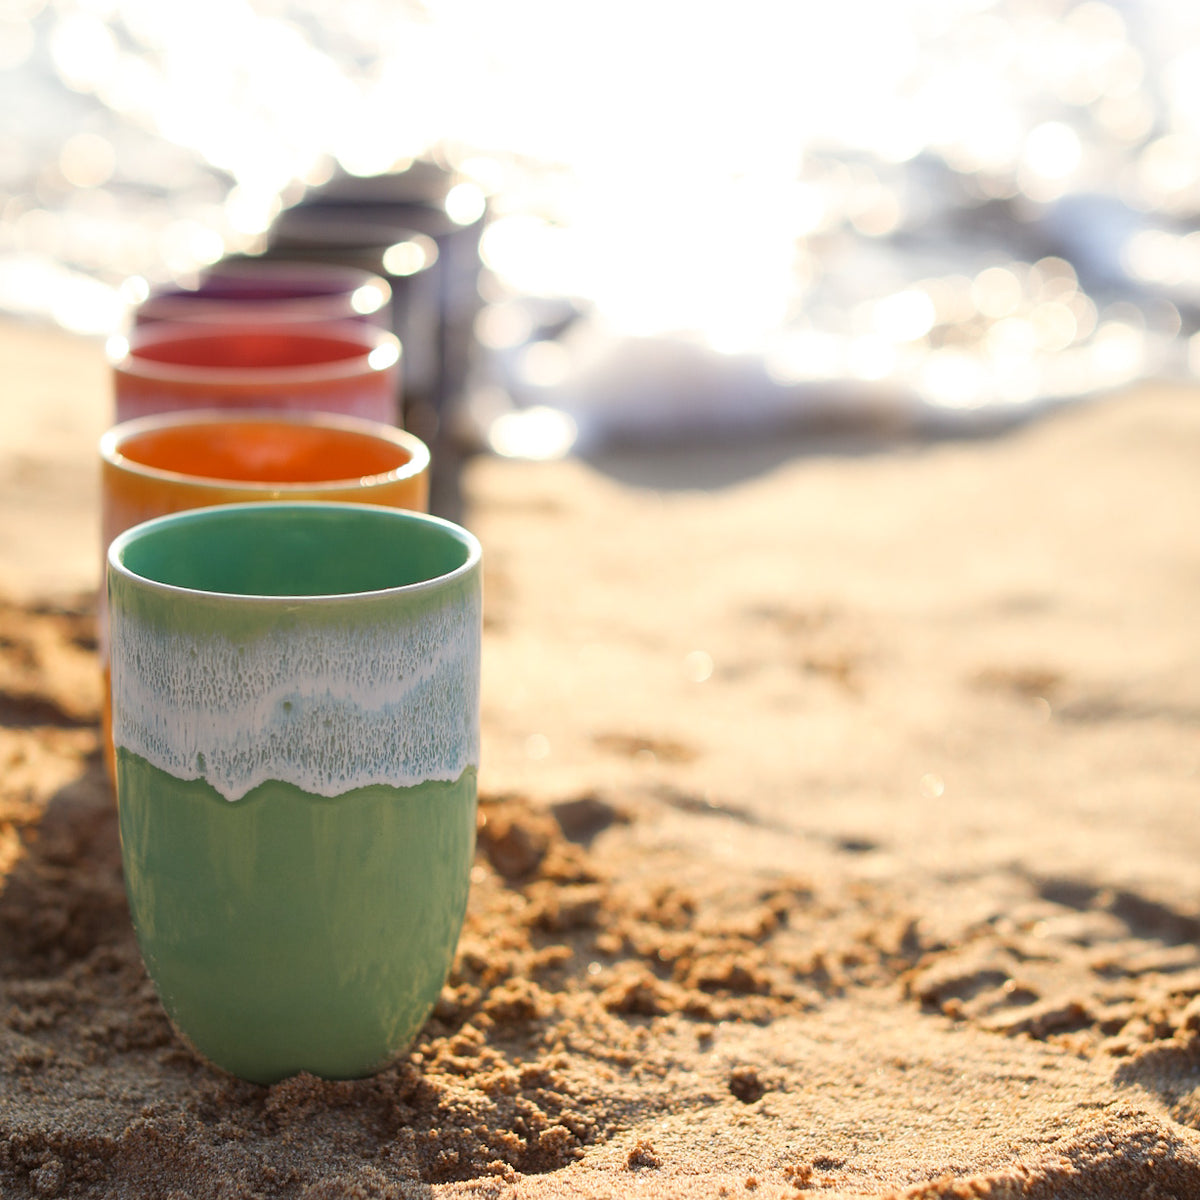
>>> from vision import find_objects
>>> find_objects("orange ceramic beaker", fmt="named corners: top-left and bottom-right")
top-left (98, 409), bottom-right (431, 776)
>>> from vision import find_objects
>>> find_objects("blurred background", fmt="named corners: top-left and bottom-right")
top-left (3, 0), bottom-right (1200, 465)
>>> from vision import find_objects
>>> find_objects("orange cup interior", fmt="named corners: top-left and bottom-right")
top-left (116, 420), bottom-right (413, 484)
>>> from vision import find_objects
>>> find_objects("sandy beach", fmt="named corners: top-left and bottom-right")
top-left (2, 316), bottom-right (1200, 1198)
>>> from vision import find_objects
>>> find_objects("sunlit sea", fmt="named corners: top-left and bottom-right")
top-left (4, 0), bottom-right (1200, 451)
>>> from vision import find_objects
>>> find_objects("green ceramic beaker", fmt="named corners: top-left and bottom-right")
top-left (107, 501), bottom-right (481, 1084)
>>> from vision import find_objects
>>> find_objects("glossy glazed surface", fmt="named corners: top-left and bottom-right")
top-left (107, 503), bottom-right (482, 1080)
top-left (118, 750), bottom-right (476, 1083)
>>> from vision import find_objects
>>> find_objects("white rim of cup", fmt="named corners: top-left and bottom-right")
top-left (107, 500), bottom-right (482, 605)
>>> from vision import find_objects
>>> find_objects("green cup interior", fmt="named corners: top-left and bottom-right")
top-left (113, 502), bottom-right (472, 597)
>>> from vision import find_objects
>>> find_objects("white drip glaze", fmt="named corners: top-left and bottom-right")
top-left (110, 595), bottom-right (480, 801)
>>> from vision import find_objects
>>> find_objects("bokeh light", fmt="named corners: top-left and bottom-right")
top-left (1, 0), bottom-right (1199, 440)
top-left (381, 236), bottom-right (437, 278)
